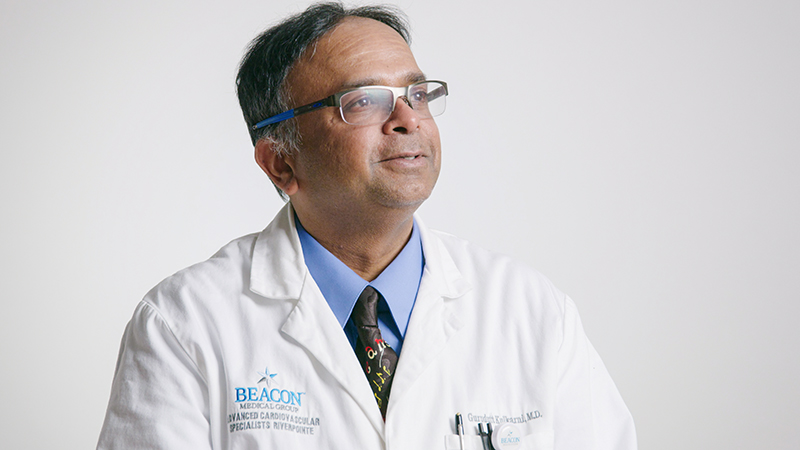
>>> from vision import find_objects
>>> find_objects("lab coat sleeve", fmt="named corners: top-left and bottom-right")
top-left (97, 301), bottom-right (212, 450)
top-left (554, 296), bottom-right (637, 450)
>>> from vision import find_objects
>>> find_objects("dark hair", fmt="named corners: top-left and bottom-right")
top-left (236, 2), bottom-right (411, 149)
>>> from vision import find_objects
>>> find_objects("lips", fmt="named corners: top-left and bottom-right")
top-left (378, 152), bottom-right (425, 162)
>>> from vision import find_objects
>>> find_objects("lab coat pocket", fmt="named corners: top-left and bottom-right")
top-left (522, 429), bottom-right (554, 449)
top-left (444, 434), bottom-right (485, 450)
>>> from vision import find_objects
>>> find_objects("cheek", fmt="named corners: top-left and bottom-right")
top-left (294, 120), bottom-right (344, 171)
top-left (300, 135), bottom-right (369, 184)
top-left (425, 123), bottom-right (442, 159)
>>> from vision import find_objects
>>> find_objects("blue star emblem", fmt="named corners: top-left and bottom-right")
top-left (257, 367), bottom-right (278, 387)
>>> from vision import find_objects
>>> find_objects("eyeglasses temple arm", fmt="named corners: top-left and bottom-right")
top-left (427, 84), bottom-right (448, 101)
top-left (252, 96), bottom-right (337, 130)
top-left (252, 110), bottom-right (295, 129)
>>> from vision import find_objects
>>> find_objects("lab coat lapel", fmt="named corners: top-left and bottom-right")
top-left (250, 203), bottom-right (385, 436)
top-left (280, 277), bottom-right (386, 437)
top-left (387, 219), bottom-right (472, 412)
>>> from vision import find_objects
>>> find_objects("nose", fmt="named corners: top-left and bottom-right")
top-left (382, 96), bottom-right (419, 134)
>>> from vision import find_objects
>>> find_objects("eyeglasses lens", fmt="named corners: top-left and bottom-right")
top-left (339, 89), bottom-right (394, 125)
top-left (414, 82), bottom-right (447, 118)
top-left (339, 82), bottom-right (447, 125)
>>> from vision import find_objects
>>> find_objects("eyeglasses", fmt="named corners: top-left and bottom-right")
top-left (252, 80), bottom-right (448, 130)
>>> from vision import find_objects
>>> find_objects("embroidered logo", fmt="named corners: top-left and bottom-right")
top-left (257, 366), bottom-right (278, 387)
top-left (228, 362), bottom-right (321, 436)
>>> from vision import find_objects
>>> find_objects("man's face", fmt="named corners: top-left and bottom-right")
top-left (283, 17), bottom-right (441, 217)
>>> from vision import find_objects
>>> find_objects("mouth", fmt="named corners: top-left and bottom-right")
top-left (380, 153), bottom-right (425, 162)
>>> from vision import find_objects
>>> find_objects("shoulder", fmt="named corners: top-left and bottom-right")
top-left (151, 233), bottom-right (259, 297)
top-left (139, 232), bottom-right (261, 324)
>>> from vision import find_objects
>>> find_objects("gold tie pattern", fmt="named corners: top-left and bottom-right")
top-left (352, 286), bottom-right (398, 419)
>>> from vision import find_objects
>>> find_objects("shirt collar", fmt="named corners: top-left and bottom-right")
top-left (295, 215), bottom-right (424, 337)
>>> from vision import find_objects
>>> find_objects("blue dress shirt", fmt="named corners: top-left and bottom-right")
top-left (295, 215), bottom-right (424, 355)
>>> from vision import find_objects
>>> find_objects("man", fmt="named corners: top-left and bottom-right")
top-left (98, 3), bottom-right (636, 449)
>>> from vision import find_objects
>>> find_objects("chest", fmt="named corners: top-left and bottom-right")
top-left (205, 285), bottom-right (559, 449)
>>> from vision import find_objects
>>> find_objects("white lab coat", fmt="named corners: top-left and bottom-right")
top-left (97, 204), bottom-right (636, 450)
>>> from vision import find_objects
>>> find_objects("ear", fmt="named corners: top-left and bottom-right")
top-left (254, 139), bottom-right (299, 196)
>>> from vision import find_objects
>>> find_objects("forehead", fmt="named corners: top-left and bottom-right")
top-left (286, 17), bottom-right (424, 102)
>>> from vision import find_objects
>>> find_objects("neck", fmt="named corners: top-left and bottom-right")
top-left (293, 204), bottom-right (416, 281)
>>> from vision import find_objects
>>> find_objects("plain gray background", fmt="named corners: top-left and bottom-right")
top-left (1, 0), bottom-right (798, 448)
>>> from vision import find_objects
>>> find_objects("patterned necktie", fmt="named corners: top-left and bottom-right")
top-left (352, 286), bottom-right (398, 419)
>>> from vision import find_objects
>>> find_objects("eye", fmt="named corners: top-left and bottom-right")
top-left (354, 96), bottom-right (373, 108)
top-left (408, 86), bottom-right (429, 103)
top-left (342, 92), bottom-right (377, 112)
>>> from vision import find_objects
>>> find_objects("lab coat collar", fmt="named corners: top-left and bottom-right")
top-left (249, 203), bottom-right (305, 300)
top-left (414, 215), bottom-right (472, 299)
top-left (250, 203), bottom-right (471, 301)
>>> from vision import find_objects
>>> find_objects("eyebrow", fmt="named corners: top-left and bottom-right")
top-left (340, 72), bottom-right (427, 90)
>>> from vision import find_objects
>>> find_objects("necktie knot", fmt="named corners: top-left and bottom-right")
top-left (352, 285), bottom-right (380, 328)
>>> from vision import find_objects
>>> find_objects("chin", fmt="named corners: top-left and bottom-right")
top-left (378, 186), bottom-right (435, 210)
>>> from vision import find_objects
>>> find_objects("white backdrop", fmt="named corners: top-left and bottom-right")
top-left (1, 1), bottom-right (798, 449)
